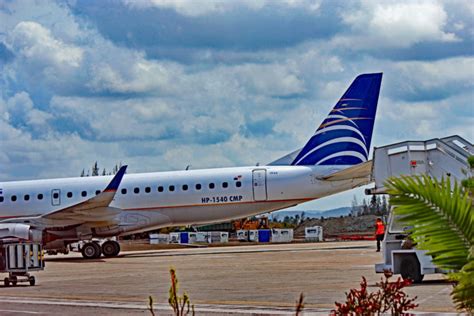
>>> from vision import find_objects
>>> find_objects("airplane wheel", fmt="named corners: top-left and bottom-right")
top-left (81, 242), bottom-right (101, 259)
top-left (11, 276), bottom-right (17, 286)
top-left (91, 242), bottom-right (102, 258)
top-left (29, 276), bottom-right (36, 286)
top-left (102, 240), bottom-right (120, 257)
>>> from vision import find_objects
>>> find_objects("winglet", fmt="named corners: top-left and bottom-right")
top-left (104, 165), bottom-right (127, 192)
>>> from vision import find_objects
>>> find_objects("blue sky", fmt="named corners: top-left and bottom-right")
top-left (0, 0), bottom-right (473, 211)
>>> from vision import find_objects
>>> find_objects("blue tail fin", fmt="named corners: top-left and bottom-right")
top-left (291, 73), bottom-right (382, 166)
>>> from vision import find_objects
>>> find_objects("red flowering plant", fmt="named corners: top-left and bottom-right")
top-left (331, 271), bottom-right (418, 315)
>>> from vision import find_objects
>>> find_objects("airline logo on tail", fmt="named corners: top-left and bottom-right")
top-left (292, 73), bottom-right (382, 166)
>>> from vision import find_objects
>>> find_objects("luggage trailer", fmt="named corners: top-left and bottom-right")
top-left (0, 239), bottom-right (44, 286)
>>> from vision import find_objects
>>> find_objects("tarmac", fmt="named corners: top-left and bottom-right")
top-left (0, 241), bottom-right (457, 315)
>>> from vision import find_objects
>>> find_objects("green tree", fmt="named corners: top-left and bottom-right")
top-left (375, 195), bottom-right (382, 215)
top-left (386, 175), bottom-right (473, 311)
top-left (369, 195), bottom-right (377, 215)
top-left (294, 214), bottom-right (300, 225)
top-left (381, 195), bottom-right (388, 215)
top-left (92, 161), bottom-right (99, 176)
top-left (351, 195), bottom-right (359, 216)
top-left (461, 155), bottom-right (474, 198)
top-left (362, 199), bottom-right (369, 215)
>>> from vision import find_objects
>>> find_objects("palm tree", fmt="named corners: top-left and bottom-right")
top-left (386, 174), bottom-right (473, 311)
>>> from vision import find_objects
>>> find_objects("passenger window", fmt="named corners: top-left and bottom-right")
top-left (195, 183), bottom-right (202, 190)
top-left (158, 186), bottom-right (164, 192)
top-left (236, 181), bottom-right (242, 188)
top-left (81, 191), bottom-right (87, 197)
top-left (67, 192), bottom-right (73, 198)
top-left (37, 193), bottom-right (43, 200)
top-left (11, 195), bottom-right (17, 202)
top-left (53, 192), bottom-right (59, 199)
top-left (182, 184), bottom-right (188, 191)
top-left (134, 187), bottom-right (140, 194)
top-left (209, 183), bottom-right (215, 189)
top-left (169, 185), bottom-right (175, 192)
top-left (121, 188), bottom-right (127, 195)
top-left (0, 196), bottom-right (4, 202)
top-left (222, 182), bottom-right (228, 188)
top-left (24, 194), bottom-right (30, 201)
top-left (95, 190), bottom-right (101, 195)
top-left (145, 187), bottom-right (151, 193)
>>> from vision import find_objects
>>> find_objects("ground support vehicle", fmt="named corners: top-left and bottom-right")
top-left (0, 239), bottom-right (44, 286)
top-left (368, 135), bottom-right (473, 282)
top-left (374, 213), bottom-right (444, 283)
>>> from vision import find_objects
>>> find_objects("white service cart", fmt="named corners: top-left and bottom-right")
top-left (0, 239), bottom-right (44, 286)
top-left (374, 213), bottom-right (444, 283)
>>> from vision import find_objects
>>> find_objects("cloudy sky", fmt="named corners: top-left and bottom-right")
top-left (0, 0), bottom-right (473, 210)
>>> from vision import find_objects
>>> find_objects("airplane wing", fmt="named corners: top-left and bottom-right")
top-left (319, 160), bottom-right (373, 181)
top-left (41, 166), bottom-right (127, 223)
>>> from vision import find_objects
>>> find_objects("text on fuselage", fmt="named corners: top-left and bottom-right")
top-left (201, 195), bottom-right (243, 203)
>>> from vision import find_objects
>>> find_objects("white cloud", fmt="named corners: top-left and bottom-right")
top-left (0, 0), bottom-right (84, 43)
top-left (6, 21), bottom-right (83, 68)
top-left (338, 1), bottom-right (458, 48)
top-left (0, 0), bottom-right (472, 212)
top-left (122, 0), bottom-right (321, 16)
top-left (4, 92), bottom-right (53, 133)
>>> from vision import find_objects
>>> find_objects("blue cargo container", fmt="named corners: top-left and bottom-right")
top-left (180, 232), bottom-right (189, 244)
top-left (258, 229), bottom-right (271, 243)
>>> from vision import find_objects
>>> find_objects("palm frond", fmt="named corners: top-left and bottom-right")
top-left (386, 175), bottom-right (473, 271)
top-left (450, 259), bottom-right (474, 311)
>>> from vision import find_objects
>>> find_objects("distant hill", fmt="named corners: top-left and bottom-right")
top-left (270, 207), bottom-right (351, 221)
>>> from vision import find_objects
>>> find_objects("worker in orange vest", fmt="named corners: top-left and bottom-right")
top-left (375, 217), bottom-right (385, 252)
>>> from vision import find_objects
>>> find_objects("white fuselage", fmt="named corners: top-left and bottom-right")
top-left (0, 165), bottom-right (363, 236)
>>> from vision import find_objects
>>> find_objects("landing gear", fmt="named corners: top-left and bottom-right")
top-left (81, 242), bottom-right (102, 259)
top-left (101, 240), bottom-right (120, 257)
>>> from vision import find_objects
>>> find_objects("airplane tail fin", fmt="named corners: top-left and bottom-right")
top-left (290, 73), bottom-right (382, 166)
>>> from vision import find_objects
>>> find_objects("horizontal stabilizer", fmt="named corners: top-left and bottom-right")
top-left (319, 160), bottom-right (372, 181)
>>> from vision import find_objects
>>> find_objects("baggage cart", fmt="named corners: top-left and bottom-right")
top-left (0, 240), bottom-right (44, 286)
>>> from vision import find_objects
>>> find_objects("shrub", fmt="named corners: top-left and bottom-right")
top-left (331, 272), bottom-right (418, 315)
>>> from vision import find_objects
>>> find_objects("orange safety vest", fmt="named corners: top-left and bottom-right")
top-left (376, 221), bottom-right (385, 235)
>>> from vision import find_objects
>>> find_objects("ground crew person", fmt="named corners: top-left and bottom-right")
top-left (375, 217), bottom-right (385, 252)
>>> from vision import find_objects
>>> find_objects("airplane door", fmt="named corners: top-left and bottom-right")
top-left (51, 189), bottom-right (61, 206)
top-left (252, 169), bottom-right (267, 201)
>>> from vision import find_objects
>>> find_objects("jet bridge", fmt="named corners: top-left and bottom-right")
top-left (367, 135), bottom-right (473, 194)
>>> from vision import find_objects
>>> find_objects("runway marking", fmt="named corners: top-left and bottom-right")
top-left (0, 310), bottom-right (44, 315)
top-left (0, 296), bottom-right (331, 315)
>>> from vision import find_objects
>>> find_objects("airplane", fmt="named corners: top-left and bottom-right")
top-left (0, 73), bottom-right (382, 259)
